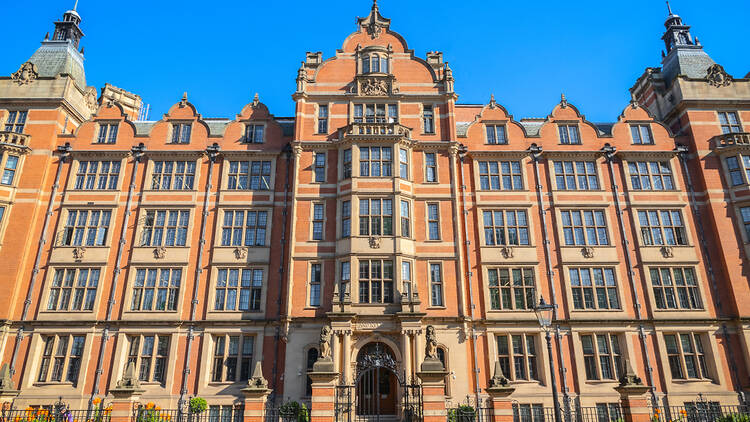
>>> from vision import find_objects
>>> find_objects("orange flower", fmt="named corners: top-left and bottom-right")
top-left (146, 403), bottom-right (155, 410)
top-left (655, 409), bottom-right (661, 415)
top-left (680, 410), bottom-right (687, 417)
top-left (104, 406), bottom-right (113, 412)
top-left (155, 406), bottom-right (161, 411)
top-left (93, 397), bottom-right (101, 405)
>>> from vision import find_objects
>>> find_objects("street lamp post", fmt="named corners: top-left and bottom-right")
top-left (535, 297), bottom-right (562, 422)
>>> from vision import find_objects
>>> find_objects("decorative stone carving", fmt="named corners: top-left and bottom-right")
top-left (319, 325), bottom-right (332, 359)
top-left (0, 363), bottom-right (16, 392)
top-left (425, 325), bottom-right (438, 359)
top-left (619, 358), bottom-right (643, 387)
top-left (358, 0), bottom-right (390, 39)
top-left (85, 88), bottom-right (98, 113)
top-left (488, 360), bottom-right (510, 388)
top-left (114, 361), bottom-right (142, 391)
top-left (153, 247), bottom-right (166, 259)
top-left (245, 361), bottom-right (269, 390)
top-left (360, 78), bottom-right (390, 96)
top-left (560, 93), bottom-right (568, 108)
top-left (72, 247), bottom-right (86, 261)
top-left (660, 246), bottom-right (674, 258)
top-left (369, 236), bottom-right (381, 249)
top-left (581, 246), bottom-right (594, 259)
top-left (489, 94), bottom-right (499, 109)
top-left (252, 93), bottom-right (261, 109)
top-left (11, 62), bottom-right (39, 86)
top-left (234, 247), bottom-right (248, 260)
top-left (500, 246), bottom-right (514, 259)
top-left (706, 64), bottom-right (732, 88)
top-left (179, 92), bottom-right (188, 108)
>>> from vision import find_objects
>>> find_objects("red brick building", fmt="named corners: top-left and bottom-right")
top-left (0, 2), bottom-right (749, 420)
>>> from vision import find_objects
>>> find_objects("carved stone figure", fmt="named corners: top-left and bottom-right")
top-left (488, 360), bottom-right (509, 388)
top-left (660, 246), bottom-right (674, 258)
top-left (115, 361), bottom-right (142, 390)
top-left (0, 363), bottom-right (16, 391)
top-left (500, 246), bottom-right (514, 259)
top-left (11, 62), bottom-right (39, 86)
top-left (234, 247), bottom-right (248, 260)
top-left (581, 246), bottom-right (594, 259)
top-left (252, 93), bottom-right (261, 109)
top-left (72, 247), bottom-right (86, 261)
top-left (425, 325), bottom-right (438, 359)
top-left (360, 78), bottom-right (389, 96)
top-left (619, 358), bottom-right (643, 387)
top-left (319, 326), bottom-right (332, 359)
top-left (369, 236), bottom-right (381, 249)
top-left (153, 247), bottom-right (166, 259)
top-left (245, 361), bottom-right (269, 390)
top-left (85, 88), bottom-right (98, 113)
top-left (706, 64), bottom-right (732, 88)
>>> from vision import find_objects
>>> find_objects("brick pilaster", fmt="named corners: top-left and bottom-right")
top-left (241, 388), bottom-right (270, 422)
top-left (309, 370), bottom-right (339, 422)
top-left (417, 370), bottom-right (447, 422)
top-left (109, 391), bottom-right (143, 422)
top-left (486, 386), bottom-right (516, 422)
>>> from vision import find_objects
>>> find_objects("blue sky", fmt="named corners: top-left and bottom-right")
top-left (3, 0), bottom-right (749, 122)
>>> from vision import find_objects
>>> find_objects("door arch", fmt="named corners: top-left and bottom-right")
top-left (355, 342), bottom-right (399, 416)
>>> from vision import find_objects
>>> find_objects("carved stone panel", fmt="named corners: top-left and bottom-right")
top-left (11, 62), bottom-right (38, 86)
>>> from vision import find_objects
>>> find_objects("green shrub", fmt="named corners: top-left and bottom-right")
top-left (279, 401), bottom-right (309, 422)
top-left (717, 414), bottom-right (750, 422)
top-left (188, 397), bottom-right (208, 414)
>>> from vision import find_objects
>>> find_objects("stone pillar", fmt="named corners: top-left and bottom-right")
top-left (401, 332), bottom-right (412, 380)
top-left (241, 362), bottom-right (271, 422)
top-left (110, 362), bottom-right (146, 422)
top-left (309, 357), bottom-right (339, 422)
top-left (615, 359), bottom-right (653, 422)
top-left (486, 361), bottom-right (516, 422)
top-left (332, 333), bottom-right (341, 373)
top-left (417, 363), bottom-right (448, 422)
top-left (0, 363), bottom-right (19, 406)
top-left (341, 331), bottom-right (351, 384)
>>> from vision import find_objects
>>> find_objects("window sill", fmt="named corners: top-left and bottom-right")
top-left (124, 310), bottom-right (179, 313)
top-left (653, 308), bottom-right (706, 313)
top-left (423, 181), bottom-right (439, 184)
top-left (39, 310), bottom-right (95, 314)
top-left (207, 381), bottom-right (242, 386)
top-left (353, 303), bottom-right (397, 307)
top-left (485, 143), bottom-right (510, 146)
top-left (671, 378), bottom-right (713, 384)
top-left (55, 245), bottom-right (111, 249)
top-left (638, 243), bottom-right (694, 249)
top-left (584, 380), bottom-right (619, 385)
top-left (426, 306), bottom-right (447, 310)
top-left (487, 309), bottom-right (535, 313)
top-left (303, 306), bottom-right (321, 310)
top-left (142, 189), bottom-right (198, 193)
top-left (208, 310), bottom-right (264, 314)
top-left (424, 239), bottom-right (443, 243)
top-left (570, 308), bottom-right (624, 312)
top-left (34, 382), bottom-right (75, 387)
top-left (509, 380), bottom-right (541, 385)
top-left (482, 244), bottom-right (534, 248)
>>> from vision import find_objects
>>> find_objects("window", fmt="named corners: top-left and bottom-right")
top-left (354, 104), bottom-right (397, 124)
top-left (131, 268), bottom-right (182, 311)
top-left (569, 268), bottom-right (619, 310)
top-left (630, 124), bottom-right (654, 144)
top-left (554, 161), bottom-right (599, 190)
top-left (215, 268), bottom-right (263, 311)
top-left (399, 149), bottom-right (409, 179)
top-left (343, 149), bottom-right (352, 179)
top-left (74, 161), bottom-right (120, 190)
top-left (561, 210), bottom-right (609, 246)
top-left (47, 268), bottom-right (100, 311)
top-left (595, 404), bottom-right (622, 422)
top-left (151, 161), bottom-right (196, 190)
top-left (305, 348), bottom-right (319, 396)
top-left (317, 105), bottom-right (328, 134)
top-left (312, 203), bottom-right (324, 241)
top-left (4, 111), bottom-right (27, 133)
top-left (430, 263), bottom-right (443, 307)
top-left (496, 334), bottom-right (538, 380)
top-left (60, 209), bottom-right (111, 246)
top-left (400, 200), bottom-right (410, 237)
top-left (478, 161), bottom-right (523, 190)
top-left (127, 334), bottom-right (169, 384)
top-left (664, 333), bottom-right (709, 379)
top-left (638, 210), bottom-right (687, 246)
top-left (718, 112), bottom-right (742, 134)
top-left (342, 201), bottom-right (351, 238)
top-left (212, 335), bottom-right (254, 382)
top-left (423, 105), bottom-right (434, 134)
top-left (427, 203), bottom-right (440, 240)
top-left (628, 161), bottom-right (674, 190)
top-left (359, 146), bottom-right (392, 177)
top-left (650, 267), bottom-right (702, 310)
top-left (208, 406), bottom-right (242, 422)
top-left (425, 153), bottom-right (437, 182)
top-left (0, 206), bottom-right (5, 224)
top-left (358, 259), bottom-right (394, 303)
top-left (221, 210), bottom-right (267, 247)
top-left (740, 207), bottom-right (750, 241)
top-left (171, 123), bottom-right (192, 143)
top-left (725, 156), bottom-right (750, 186)
top-left (96, 123), bottom-right (119, 144)
top-left (362, 55), bottom-right (388, 74)
top-left (483, 210), bottom-right (529, 246)
top-left (580, 334), bottom-right (622, 380)
top-left (314, 152), bottom-right (326, 183)
top-left (37, 335), bottom-right (85, 384)
top-left (227, 161), bottom-right (272, 190)
top-left (340, 261), bottom-right (350, 302)
top-left (486, 125), bottom-right (507, 144)
top-left (402, 261), bottom-right (412, 298)
top-left (558, 124), bottom-right (581, 144)
top-left (512, 404), bottom-right (544, 422)
top-left (488, 268), bottom-right (535, 310)
top-left (310, 264), bottom-right (321, 307)
top-left (359, 198), bottom-right (393, 236)
top-left (140, 210), bottom-right (189, 246)
top-left (1, 155), bottom-right (18, 185)
top-left (244, 124), bottom-right (265, 144)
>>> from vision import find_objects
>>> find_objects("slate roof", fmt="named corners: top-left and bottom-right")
top-left (661, 47), bottom-right (715, 87)
top-left (134, 121), bottom-right (156, 136)
top-left (204, 119), bottom-right (230, 137)
top-left (519, 120), bottom-right (544, 136)
top-left (456, 122), bottom-right (471, 137)
top-left (28, 40), bottom-right (87, 88)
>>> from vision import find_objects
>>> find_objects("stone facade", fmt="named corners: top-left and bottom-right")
top-left (0, 1), bottom-right (749, 416)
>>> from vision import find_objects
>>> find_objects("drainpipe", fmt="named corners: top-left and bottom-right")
top-left (9, 143), bottom-right (72, 376)
top-left (456, 145), bottom-right (481, 405)
top-left (88, 143), bottom-right (146, 410)
top-left (270, 143), bottom-right (293, 401)
top-left (528, 144), bottom-right (570, 415)
top-left (448, 145), bottom-right (466, 318)
top-left (600, 144), bottom-right (657, 407)
top-left (178, 143), bottom-right (221, 411)
top-left (675, 145), bottom-right (744, 404)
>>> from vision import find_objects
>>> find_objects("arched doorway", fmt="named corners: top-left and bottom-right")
top-left (355, 342), bottom-right (398, 416)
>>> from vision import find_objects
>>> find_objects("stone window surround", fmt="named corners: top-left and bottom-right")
top-left (143, 156), bottom-right (201, 192)
top-left (479, 208), bottom-right (533, 247)
top-left (653, 329), bottom-right (726, 390)
top-left (632, 205), bottom-right (693, 248)
top-left (482, 265), bottom-right (540, 315)
top-left (312, 150), bottom-right (327, 183)
top-left (22, 331), bottom-right (94, 392)
top-left (196, 329), bottom-right (264, 391)
top-left (213, 206), bottom-right (272, 248)
top-left (569, 329), bottom-right (638, 394)
top-left (483, 120), bottom-right (509, 145)
top-left (1, 109), bottom-right (28, 133)
top-left (94, 121), bottom-right (119, 144)
top-left (205, 265), bottom-right (269, 319)
top-left (120, 264), bottom-right (189, 321)
top-left (356, 45), bottom-right (392, 75)
top-left (554, 207), bottom-right (613, 248)
top-left (66, 155), bottom-right (126, 191)
top-left (219, 153), bottom-right (277, 191)
top-left (109, 329), bottom-right (179, 392)
top-left (55, 207), bottom-right (116, 248)
top-left (315, 103), bottom-right (330, 135)
top-left (547, 153), bottom-right (603, 192)
top-left (307, 261), bottom-right (324, 308)
top-left (425, 201), bottom-right (441, 241)
top-left (641, 266), bottom-right (709, 318)
top-left (345, 255), bottom-right (416, 307)
top-left (243, 122), bottom-right (266, 144)
top-left (427, 260), bottom-right (445, 309)
top-left (208, 333), bottom-right (256, 384)
top-left (311, 201), bottom-right (326, 241)
top-left (623, 156), bottom-right (678, 191)
top-left (562, 265), bottom-right (625, 316)
top-left (38, 266), bottom-right (105, 317)
top-left (423, 151), bottom-right (438, 183)
top-left (134, 206), bottom-right (195, 249)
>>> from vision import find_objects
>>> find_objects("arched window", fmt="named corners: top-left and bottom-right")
top-left (371, 56), bottom-right (380, 73)
top-left (437, 347), bottom-right (449, 395)
top-left (305, 347), bottom-right (319, 396)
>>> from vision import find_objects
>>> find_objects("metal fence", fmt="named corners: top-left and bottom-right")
top-left (535, 405), bottom-right (623, 422)
top-left (652, 405), bottom-right (750, 422)
top-left (133, 406), bottom-right (242, 422)
top-left (1, 408), bottom-right (112, 422)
